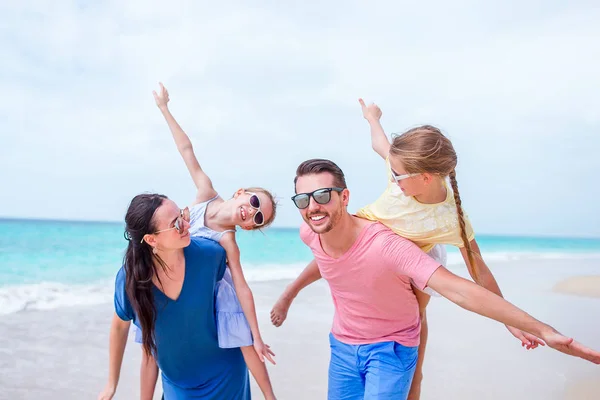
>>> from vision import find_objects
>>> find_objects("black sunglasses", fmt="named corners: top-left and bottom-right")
top-left (291, 187), bottom-right (345, 209)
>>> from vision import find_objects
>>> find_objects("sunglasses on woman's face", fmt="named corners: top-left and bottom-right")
top-left (291, 187), bottom-right (345, 209)
top-left (247, 193), bottom-right (265, 226)
top-left (142, 207), bottom-right (190, 243)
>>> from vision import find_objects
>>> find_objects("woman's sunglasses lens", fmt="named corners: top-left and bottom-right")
top-left (254, 211), bottom-right (264, 225)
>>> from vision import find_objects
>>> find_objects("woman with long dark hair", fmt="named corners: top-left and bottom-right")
top-left (99, 193), bottom-right (250, 399)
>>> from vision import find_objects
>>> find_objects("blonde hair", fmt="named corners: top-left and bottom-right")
top-left (390, 125), bottom-right (479, 283)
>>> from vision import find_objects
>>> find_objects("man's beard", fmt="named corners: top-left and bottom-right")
top-left (304, 207), bottom-right (341, 234)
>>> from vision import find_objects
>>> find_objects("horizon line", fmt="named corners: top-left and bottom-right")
top-left (1, 216), bottom-right (599, 241)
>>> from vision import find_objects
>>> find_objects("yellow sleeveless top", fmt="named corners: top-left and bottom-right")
top-left (356, 158), bottom-right (475, 252)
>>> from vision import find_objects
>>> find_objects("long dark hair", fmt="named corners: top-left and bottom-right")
top-left (123, 193), bottom-right (168, 357)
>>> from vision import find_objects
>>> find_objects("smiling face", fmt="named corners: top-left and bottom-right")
top-left (145, 199), bottom-right (192, 250)
top-left (231, 189), bottom-right (275, 230)
top-left (294, 172), bottom-right (349, 234)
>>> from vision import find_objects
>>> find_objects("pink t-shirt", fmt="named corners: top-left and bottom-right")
top-left (300, 221), bottom-right (441, 347)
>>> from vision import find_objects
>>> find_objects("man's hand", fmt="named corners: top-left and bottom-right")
top-left (542, 329), bottom-right (600, 364)
top-left (152, 82), bottom-right (170, 110)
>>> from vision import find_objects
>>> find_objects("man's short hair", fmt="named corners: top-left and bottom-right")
top-left (294, 159), bottom-right (347, 191)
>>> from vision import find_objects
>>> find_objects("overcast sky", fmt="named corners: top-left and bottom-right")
top-left (1, 1), bottom-right (599, 237)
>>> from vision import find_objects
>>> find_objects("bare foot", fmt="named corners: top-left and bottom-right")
top-left (270, 295), bottom-right (293, 327)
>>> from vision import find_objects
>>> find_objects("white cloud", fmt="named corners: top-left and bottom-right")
top-left (1, 1), bottom-right (599, 236)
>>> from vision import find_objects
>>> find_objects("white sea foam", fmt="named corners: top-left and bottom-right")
top-left (1, 253), bottom-right (599, 316)
top-left (0, 280), bottom-right (114, 315)
top-left (445, 251), bottom-right (600, 267)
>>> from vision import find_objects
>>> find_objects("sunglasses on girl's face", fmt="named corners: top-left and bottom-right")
top-left (142, 207), bottom-right (190, 242)
top-left (389, 167), bottom-right (420, 184)
top-left (247, 193), bottom-right (265, 226)
top-left (291, 187), bottom-right (345, 209)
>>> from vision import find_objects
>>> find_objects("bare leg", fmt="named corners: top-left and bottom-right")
top-left (408, 289), bottom-right (431, 400)
top-left (241, 345), bottom-right (276, 400)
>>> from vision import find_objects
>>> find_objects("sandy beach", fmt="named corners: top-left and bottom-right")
top-left (553, 275), bottom-right (600, 299)
top-left (0, 257), bottom-right (599, 399)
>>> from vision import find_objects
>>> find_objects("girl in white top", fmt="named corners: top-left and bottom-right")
top-left (136, 83), bottom-right (277, 400)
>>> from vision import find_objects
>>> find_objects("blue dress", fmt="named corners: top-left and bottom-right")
top-left (115, 237), bottom-right (250, 399)
top-left (133, 195), bottom-right (253, 349)
top-left (187, 195), bottom-right (253, 349)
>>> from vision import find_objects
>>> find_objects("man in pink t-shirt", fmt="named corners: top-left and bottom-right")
top-left (286, 158), bottom-right (600, 400)
top-left (299, 221), bottom-right (439, 348)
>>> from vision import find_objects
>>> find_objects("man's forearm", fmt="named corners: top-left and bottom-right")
top-left (430, 267), bottom-right (555, 339)
top-left (283, 259), bottom-right (321, 299)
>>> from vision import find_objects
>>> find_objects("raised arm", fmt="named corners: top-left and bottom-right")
top-left (358, 98), bottom-right (390, 160)
top-left (97, 313), bottom-right (131, 400)
top-left (221, 233), bottom-right (275, 364)
top-left (153, 83), bottom-right (217, 204)
top-left (428, 266), bottom-right (600, 364)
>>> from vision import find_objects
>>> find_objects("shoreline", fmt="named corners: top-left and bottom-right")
top-left (2, 252), bottom-right (600, 318)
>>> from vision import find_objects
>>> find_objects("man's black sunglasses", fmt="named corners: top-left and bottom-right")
top-left (291, 187), bottom-right (345, 209)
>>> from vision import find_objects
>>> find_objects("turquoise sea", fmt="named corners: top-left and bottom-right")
top-left (1, 218), bottom-right (599, 315)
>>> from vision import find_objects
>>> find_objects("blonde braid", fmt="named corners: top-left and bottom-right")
top-left (449, 170), bottom-right (479, 283)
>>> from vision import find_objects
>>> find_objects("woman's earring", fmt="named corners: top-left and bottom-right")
top-left (152, 247), bottom-right (157, 254)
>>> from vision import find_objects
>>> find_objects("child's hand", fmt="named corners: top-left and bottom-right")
top-left (506, 325), bottom-right (545, 350)
top-left (254, 337), bottom-right (276, 365)
top-left (358, 98), bottom-right (382, 122)
top-left (152, 82), bottom-right (170, 109)
top-left (97, 382), bottom-right (116, 400)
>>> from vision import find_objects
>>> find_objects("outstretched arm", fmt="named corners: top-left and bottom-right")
top-left (153, 82), bottom-right (217, 204)
top-left (270, 258), bottom-right (321, 327)
top-left (462, 239), bottom-right (544, 349)
top-left (221, 234), bottom-right (275, 364)
top-left (279, 258), bottom-right (320, 302)
top-left (358, 98), bottom-right (390, 160)
top-left (97, 313), bottom-right (130, 400)
top-left (428, 266), bottom-right (600, 364)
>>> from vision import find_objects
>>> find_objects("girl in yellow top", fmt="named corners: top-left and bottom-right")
top-left (271, 99), bottom-right (545, 400)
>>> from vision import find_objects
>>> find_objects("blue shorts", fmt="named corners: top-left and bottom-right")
top-left (328, 333), bottom-right (418, 400)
